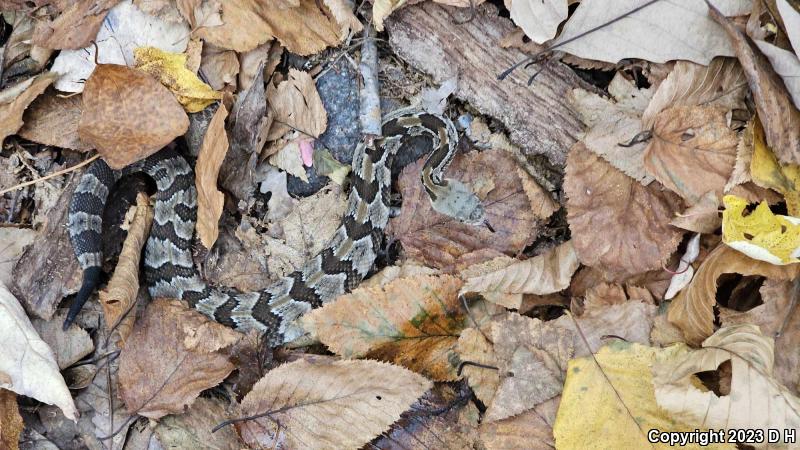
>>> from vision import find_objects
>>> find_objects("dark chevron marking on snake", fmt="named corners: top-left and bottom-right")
top-left (68, 109), bottom-right (462, 345)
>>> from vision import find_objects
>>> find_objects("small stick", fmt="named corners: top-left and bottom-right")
top-left (0, 154), bottom-right (101, 196)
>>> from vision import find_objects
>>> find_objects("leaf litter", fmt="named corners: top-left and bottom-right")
top-left (3, 0), bottom-right (800, 448)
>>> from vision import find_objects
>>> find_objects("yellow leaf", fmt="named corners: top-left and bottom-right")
top-left (721, 195), bottom-right (800, 264)
top-left (750, 116), bottom-right (800, 216)
top-left (553, 341), bottom-right (733, 450)
top-left (134, 46), bottom-right (222, 113)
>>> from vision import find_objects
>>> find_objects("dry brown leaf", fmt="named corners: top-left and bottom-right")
top-left (456, 327), bottom-right (500, 406)
top-left (642, 58), bottom-right (747, 128)
top-left (667, 244), bottom-right (800, 346)
top-left (360, 262), bottom-right (439, 289)
top-left (506, 0), bottom-right (567, 44)
top-left (388, 149), bottom-right (540, 271)
top-left (479, 396), bottom-right (558, 450)
top-left (302, 275), bottom-right (464, 381)
top-left (323, 0), bottom-right (364, 36)
top-left (98, 193), bottom-right (153, 338)
top-left (0, 72), bottom-right (57, 145)
top-left (200, 44), bottom-right (239, 91)
top-left (565, 143), bottom-right (684, 279)
top-left (644, 105), bottom-right (742, 204)
top-left (484, 313), bottom-right (573, 422)
top-left (460, 241), bottom-right (579, 310)
top-left (18, 89), bottom-right (91, 151)
top-left (237, 359), bottom-right (431, 449)
top-left (653, 324), bottom-right (800, 438)
top-left (554, 301), bottom-right (657, 357)
top-left (195, 103), bottom-right (228, 249)
top-left (133, 0), bottom-right (184, 22)
top-left (118, 298), bottom-right (241, 419)
top-left (708, 3), bottom-right (800, 165)
top-left (267, 68), bottom-right (327, 139)
top-left (177, 0), bottom-right (223, 29)
top-left (31, 311), bottom-right (94, 370)
top-left (720, 280), bottom-right (800, 392)
top-left (517, 167), bottom-right (559, 219)
top-left (582, 282), bottom-right (628, 311)
top-left (0, 389), bottom-right (22, 450)
top-left (372, 383), bottom-right (479, 449)
top-left (670, 190), bottom-right (723, 233)
top-left (195, 0), bottom-right (345, 55)
top-left (33, 0), bottom-right (121, 50)
top-left (569, 74), bottom-right (655, 184)
top-left (78, 64), bottom-right (189, 170)
top-left (153, 397), bottom-right (242, 449)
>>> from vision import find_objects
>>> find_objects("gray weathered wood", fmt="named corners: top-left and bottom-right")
top-left (387, 2), bottom-right (588, 166)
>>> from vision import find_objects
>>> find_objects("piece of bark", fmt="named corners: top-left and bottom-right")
top-left (386, 2), bottom-right (586, 166)
top-left (11, 181), bottom-right (81, 320)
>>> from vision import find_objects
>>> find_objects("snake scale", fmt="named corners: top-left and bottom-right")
top-left (68, 109), bottom-right (470, 345)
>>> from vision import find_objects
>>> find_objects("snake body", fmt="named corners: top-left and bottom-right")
top-left (68, 110), bottom-right (458, 345)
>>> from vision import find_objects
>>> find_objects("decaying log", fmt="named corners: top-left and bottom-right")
top-left (387, 2), bottom-right (588, 166)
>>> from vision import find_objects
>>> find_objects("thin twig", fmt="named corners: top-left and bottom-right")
top-left (0, 154), bottom-right (100, 196)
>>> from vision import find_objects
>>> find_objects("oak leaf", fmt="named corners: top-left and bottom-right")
top-left (667, 244), bottom-right (800, 345)
top-left (653, 325), bottom-right (800, 443)
top-left (388, 149), bottom-right (540, 271)
top-left (237, 359), bottom-right (431, 449)
top-left (78, 64), bottom-right (189, 169)
top-left (302, 275), bottom-right (465, 381)
top-left (194, 103), bottom-right (228, 249)
top-left (118, 298), bottom-right (241, 419)
top-left (565, 143), bottom-right (683, 279)
top-left (485, 313), bottom-right (573, 422)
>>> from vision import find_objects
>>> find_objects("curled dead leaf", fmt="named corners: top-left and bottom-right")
top-left (653, 324), bottom-right (800, 438)
top-left (460, 241), bottom-right (579, 309)
top-left (0, 72), bottom-right (57, 145)
top-left (237, 359), bottom-right (431, 449)
top-left (78, 64), bottom-right (189, 169)
top-left (267, 68), bottom-right (327, 139)
top-left (667, 244), bottom-right (800, 345)
top-left (195, 104), bottom-right (229, 249)
top-left (98, 193), bottom-right (153, 339)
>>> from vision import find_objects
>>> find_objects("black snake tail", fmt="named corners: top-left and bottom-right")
top-left (67, 110), bottom-right (458, 346)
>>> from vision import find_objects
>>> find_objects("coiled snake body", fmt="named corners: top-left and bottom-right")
top-left (68, 110), bottom-right (466, 345)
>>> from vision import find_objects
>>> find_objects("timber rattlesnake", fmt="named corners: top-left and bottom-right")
top-left (68, 109), bottom-right (482, 345)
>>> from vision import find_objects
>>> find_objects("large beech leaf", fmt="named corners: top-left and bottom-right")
top-left (236, 359), bottom-right (431, 449)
